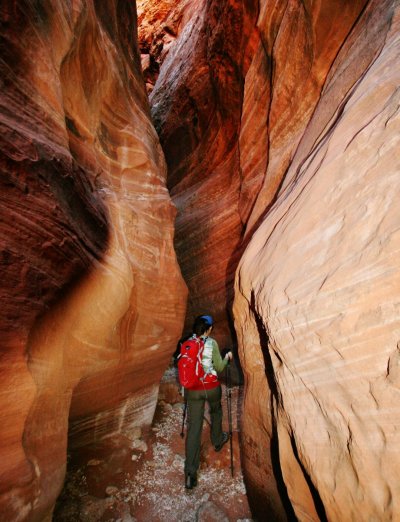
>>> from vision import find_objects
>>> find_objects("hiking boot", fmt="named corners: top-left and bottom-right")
top-left (214, 432), bottom-right (229, 452)
top-left (185, 473), bottom-right (197, 490)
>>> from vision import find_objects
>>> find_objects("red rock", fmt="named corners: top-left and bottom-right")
top-left (149, 0), bottom-right (368, 351)
top-left (245, 0), bottom-right (370, 233)
top-left (2, 0), bottom-right (399, 519)
top-left (150, 0), bottom-right (259, 348)
top-left (234, 1), bottom-right (400, 520)
top-left (149, 0), bottom-right (399, 519)
top-left (0, 1), bottom-right (186, 519)
top-left (137, 0), bottom-right (202, 90)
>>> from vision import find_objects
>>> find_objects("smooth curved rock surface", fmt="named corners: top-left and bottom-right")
top-left (150, 0), bottom-right (259, 346)
top-left (149, 0), bottom-right (368, 351)
top-left (0, 2), bottom-right (186, 520)
top-left (149, 0), bottom-right (400, 519)
top-left (234, 2), bottom-right (400, 520)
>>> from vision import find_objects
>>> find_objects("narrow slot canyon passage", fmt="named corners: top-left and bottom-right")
top-left (54, 369), bottom-right (253, 521)
top-left (1, 1), bottom-right (400, 522)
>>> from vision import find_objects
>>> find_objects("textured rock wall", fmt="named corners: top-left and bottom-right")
top-left (0, 2), bottom-right (186, 520)
top-left (137, 0), bottom-right (201, 92)
top-left (235, 1), bottom-right (400, 520)
top-left (150, 0), bottom-right (259, 346)
top-left (147, 0), bottom-right (400, 519)
top-left (149, 0), bottom-right (368, 350)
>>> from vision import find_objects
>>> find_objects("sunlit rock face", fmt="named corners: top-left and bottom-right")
top-left (235, 1), bottom-right (400, 520)
top-left (149, 0), bottom-right (368, 351)
top-left (0, 2), bottom-right (186, 520)
top-left (148, 0), bottom-right (400, 519)
top-left (137, 0), bottom-right (202, 92)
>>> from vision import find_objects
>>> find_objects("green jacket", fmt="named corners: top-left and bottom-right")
top-left (201, 336), bottom-right (228, 375)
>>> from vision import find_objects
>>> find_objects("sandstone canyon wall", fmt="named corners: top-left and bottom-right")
top-left (146, 0), bottom-right (400, 520)
top-left (149, 0), bottom-right (260, 346)
top-left (234, 2), bottom-right (400, 520)
top-left (148, 0), bottom-right (372, 351)
top-left (0, 2), bottom-right (186, 520)
top-left (1, 0), bottom-right (399, 520)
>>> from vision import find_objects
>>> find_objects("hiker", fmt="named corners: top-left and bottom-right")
top-left (181, 315), bottom-right (232, 490)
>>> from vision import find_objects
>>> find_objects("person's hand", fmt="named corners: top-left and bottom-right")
top-left (224, 351), bottom-right (233, 361)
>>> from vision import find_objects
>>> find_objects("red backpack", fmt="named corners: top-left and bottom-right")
top-left (177, 336), bottom-right (205, 389)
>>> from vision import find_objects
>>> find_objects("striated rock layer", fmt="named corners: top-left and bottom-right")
top-left (235, 1), bottom-right (400, 520)
top-left (148, 0), bottom-right (400, 519)
top-left (0, 2), bottom-right (186, 520)
top-left (149, 0), bottom-right (369, 352)
top-left (150, 0), bottom-right (260, 346)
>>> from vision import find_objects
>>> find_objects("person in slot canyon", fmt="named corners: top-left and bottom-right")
top-left (182, 315), bottom-right (233, 489)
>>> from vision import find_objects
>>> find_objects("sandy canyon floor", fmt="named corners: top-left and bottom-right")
top-left (54, 368), bottom-right (254, 521)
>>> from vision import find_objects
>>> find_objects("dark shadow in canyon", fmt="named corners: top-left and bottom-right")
top-left (0, 153), bottom-right (110, 344)
top-left (222, 226), bottom-right (255, 384)
top-left (250, 291), bottom-right (298, 522)
top-left (250, 290), bottom-right (328, 522)
top-left (290, 435), bottom-right (328, 522)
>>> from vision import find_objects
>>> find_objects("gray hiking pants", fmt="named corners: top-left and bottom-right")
top-left (184, 385), bottom-right (224, 476)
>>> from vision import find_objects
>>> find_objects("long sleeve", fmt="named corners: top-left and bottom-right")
top-left (211, 338), bottom-right (228, 373)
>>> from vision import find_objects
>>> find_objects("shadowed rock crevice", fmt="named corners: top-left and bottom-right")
top-left (148, 0), bottom-right (259, 348)
top-left (250, 292), bottom-right (297, 521)
top-left (290, 434), bottom-right (328, 522)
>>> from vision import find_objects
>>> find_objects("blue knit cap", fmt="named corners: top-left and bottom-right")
top-left (200, 315), bottom-right (214, 327)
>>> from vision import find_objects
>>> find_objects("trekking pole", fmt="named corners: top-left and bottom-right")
top-left (180, 400), bottom-right (187, 438)
top-left (226, 361), bottom-right (234, 477)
